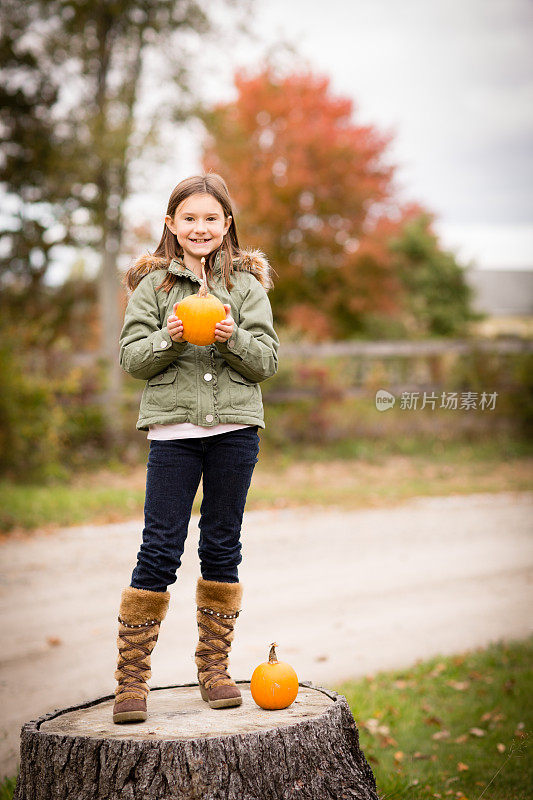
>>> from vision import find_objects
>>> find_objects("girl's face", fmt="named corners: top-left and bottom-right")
top-left (165, 193), bottom-right (232, 263)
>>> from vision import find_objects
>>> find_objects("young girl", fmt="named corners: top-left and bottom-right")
top-left (113, 173), bottom-right (279, 723)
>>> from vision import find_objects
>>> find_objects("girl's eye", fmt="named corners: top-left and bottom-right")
top-left (184, 216), bottom-right (217, 221)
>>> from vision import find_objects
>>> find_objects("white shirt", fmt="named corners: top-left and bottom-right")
top-left (147, 422), bottom-right (253, 440)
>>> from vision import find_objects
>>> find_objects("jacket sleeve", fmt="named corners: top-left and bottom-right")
top-left (215, 278), bottom-right (279, 382)
top-left (119, 274), bottom-right (188, 380)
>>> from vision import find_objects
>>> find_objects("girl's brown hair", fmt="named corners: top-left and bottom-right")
top-left (124, 172), bottom-right (241, 294)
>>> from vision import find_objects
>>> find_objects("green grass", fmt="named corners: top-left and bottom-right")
top-left (259, 432), bottom-right (533, 464)
top-left (334, 636), bottom-right (532, 800)
top-left (1, 436), bottom-right (531, 534)
top-left (0, 483), bottom-right (146, 533)
top-left (0, 775), bottom-right (17, 800)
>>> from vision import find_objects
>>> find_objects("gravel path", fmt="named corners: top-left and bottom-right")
top-left (1, 491), bottom-right (532, 779)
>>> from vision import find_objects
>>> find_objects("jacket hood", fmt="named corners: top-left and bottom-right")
top-left (231, 248), bottom-right (274, 292)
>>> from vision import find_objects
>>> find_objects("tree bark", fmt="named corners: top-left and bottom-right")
top-left (97, 27), bottom-right (145, 444)
top-left (97, 239), bottom-right (123, 422)
top-left (14, 681), bottom-right (378, 800)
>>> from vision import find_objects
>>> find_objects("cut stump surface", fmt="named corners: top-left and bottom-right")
top-left (15, 681), bottom-right (378, 800)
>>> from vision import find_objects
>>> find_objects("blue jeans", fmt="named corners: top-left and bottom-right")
top-left (130, 426), bottom-right (260, 591)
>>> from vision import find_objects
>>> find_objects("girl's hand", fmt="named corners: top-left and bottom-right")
top-left (215, 304), bottom-right (235, 342)
top-left (167, 314), bottom-right (185, 342)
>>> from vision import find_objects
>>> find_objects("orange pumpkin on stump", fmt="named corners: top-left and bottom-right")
top-left (174, 257), bottom-right (226, 346)
top-left (250, 642), bottom-right (299, 710)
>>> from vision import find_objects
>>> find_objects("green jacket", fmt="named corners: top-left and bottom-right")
top-left (119, 248), bottom-right (279, 431)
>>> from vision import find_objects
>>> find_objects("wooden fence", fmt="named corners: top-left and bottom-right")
top-left (278, 337), bottom-right (533, 359)
top-left (265, 337), bottom-right (532, 401)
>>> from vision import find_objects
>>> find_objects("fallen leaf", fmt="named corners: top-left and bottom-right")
top-left (430, 662), bottom-right (447, 677)
top-left (364, 718), bottom-right (390, 736)
top-left (447, 680), bottom-right (470, 691)
top-left (379, 734), bottom-right (398, 748)
top-left (454, 734), bottom-right (468, 744)
top-left (413, 751), bottom-right (431, 760)
top-left (469, 727), bottom-right (486, 737)
top-left (457, 762), bottom-right (469, 771)
top-left (424, 715), bottom-right (444, 726)
top-left (432, 730), bottom-right (451, 740)
top-left (514, 721), bottom-right (526, 738)
top-left (496, 743), bottom-right (506, 753)
top-left (394, 750), bottom-right (404, 762)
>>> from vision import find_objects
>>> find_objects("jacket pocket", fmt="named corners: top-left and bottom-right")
top-left (145, 366), bottom-right (178, 411)
top-left (227, 369), bottom-right (260, 411)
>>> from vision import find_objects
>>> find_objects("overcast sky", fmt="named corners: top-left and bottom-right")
top-left (123, 0), bottom-right (533, 272)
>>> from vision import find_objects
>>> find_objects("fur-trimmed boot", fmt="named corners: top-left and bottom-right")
top-left (113, 586), bottom-right (170, 724)
top-left (195, 577), bottom-right (243, 709)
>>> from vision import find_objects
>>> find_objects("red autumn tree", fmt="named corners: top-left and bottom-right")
top-left (200, 63), bottom-right (475, 339)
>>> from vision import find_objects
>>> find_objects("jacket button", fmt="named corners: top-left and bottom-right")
top-left (160, 340), bottom-right (168, 348)
top-left (204, 372), bottom-right (212, 381)
top-left (205, 414), bottom-right (214, 422)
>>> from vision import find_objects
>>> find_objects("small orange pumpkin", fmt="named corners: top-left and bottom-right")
top-left (250, 642), bottom-right (299, 710)
top-left (174, 257), bottom-right (226, 346)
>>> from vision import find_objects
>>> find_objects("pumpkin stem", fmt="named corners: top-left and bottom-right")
top-left (268, 642), bottom-right (279, 664)
top-left (197, 256), bottom-right (209, 298)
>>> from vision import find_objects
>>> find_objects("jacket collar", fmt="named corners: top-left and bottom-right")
top-left (167, 248), bottom-right (273, 291)
top-left (167, 250), bottom-right (223, 284)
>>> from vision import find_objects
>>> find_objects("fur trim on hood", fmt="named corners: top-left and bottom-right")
top-left (124, 247), bottom-right (275, 294)
top-left (232, 248), bottom-right (274, 292)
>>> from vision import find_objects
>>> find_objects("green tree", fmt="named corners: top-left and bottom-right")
top-left (387, 212), bottom-right (483, 337)
top-left (0, 0), bottom-right (252, 439)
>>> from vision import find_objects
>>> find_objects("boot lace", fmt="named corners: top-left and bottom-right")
top-left (115, 617), bottom-right (159, 700)
top-left (196, 607), bottom-right (240, 689)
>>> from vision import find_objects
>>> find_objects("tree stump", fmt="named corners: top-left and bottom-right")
top-left (14, 681), bottom-right (378, 800)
